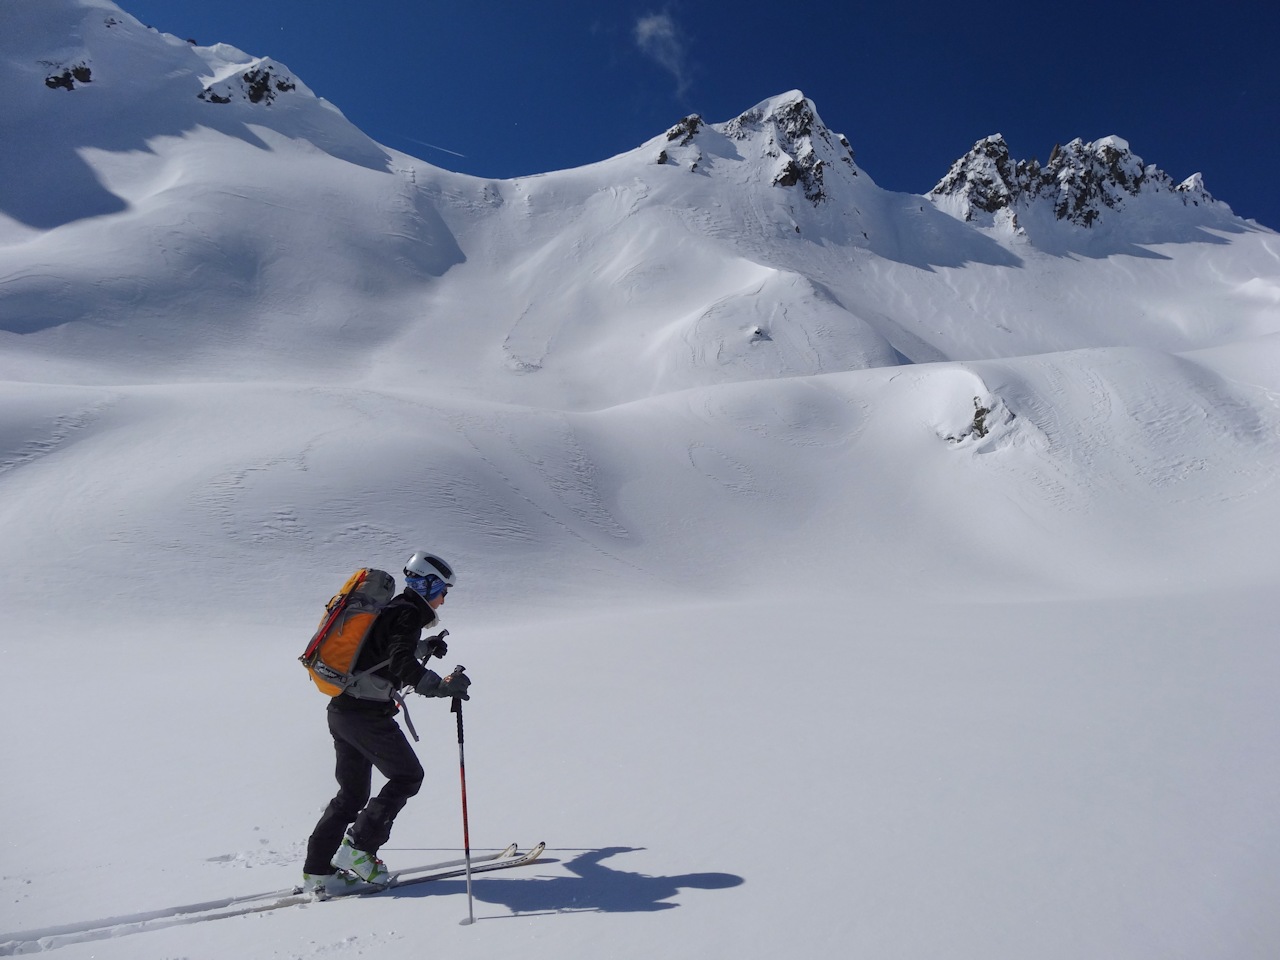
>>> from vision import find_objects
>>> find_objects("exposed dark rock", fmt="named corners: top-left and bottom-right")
top-left (244, 67), bottom-right (295, 103)
top-left (198, 64), bottom-right (298, 106)
top-left (837, 134), bottom-right (856, 166)
top-left (945, 397), bottom-right (1012, 443)
top-left (666, 115), bottom-right (703, 145)
top-left (45, 63), bottom-right (91, 90)
top-left (971, 398), bottom-right (991, 438)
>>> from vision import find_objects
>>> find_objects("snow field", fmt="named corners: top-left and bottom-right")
top-left (4, 594), bottom-right (1279, 959)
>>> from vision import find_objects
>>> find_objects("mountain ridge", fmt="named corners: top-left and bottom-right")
top-left (3, 0), bottom-right (1260, 231)
top-left (1, 0), bottom-right (1276, 412)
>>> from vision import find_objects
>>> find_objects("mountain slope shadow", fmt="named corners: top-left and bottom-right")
top-left (396, 846), bottom-right (743, 914)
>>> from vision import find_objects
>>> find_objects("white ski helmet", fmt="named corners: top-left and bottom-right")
top-left (404, 551), bottom-right (456, 586)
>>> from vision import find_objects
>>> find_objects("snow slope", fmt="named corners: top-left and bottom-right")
top-left (2, 2), bottom-right (1279, 958)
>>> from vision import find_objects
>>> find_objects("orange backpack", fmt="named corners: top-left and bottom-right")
top-left (300, 568), bottom-right (397, 697)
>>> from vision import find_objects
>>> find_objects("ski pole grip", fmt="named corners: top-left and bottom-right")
top-left (448, 666), bottom-right (467, 737)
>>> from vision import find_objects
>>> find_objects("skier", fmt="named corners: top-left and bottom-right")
top-left (302, 551), bottom-right (471, 894)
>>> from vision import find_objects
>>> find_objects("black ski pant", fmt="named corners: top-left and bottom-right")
top-left (304, 704), bottom-right (424, 875)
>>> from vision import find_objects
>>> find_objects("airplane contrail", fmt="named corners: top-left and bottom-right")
top-left (399, 135), bottom-right (468, 159)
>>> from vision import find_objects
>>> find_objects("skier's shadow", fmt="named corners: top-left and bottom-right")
top-left (396, 846), bottom-right (742, 914)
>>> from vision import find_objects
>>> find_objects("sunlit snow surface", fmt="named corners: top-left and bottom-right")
top-left (2, 3), bottom-right (1279, 958)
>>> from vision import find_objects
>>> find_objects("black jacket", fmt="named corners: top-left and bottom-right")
top-left (330, 588), bottom-right (437, 714)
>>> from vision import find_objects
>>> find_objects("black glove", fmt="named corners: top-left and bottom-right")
top-left (415, 666), bottom-right (471, 700)
top-left (439, 668), bottom-right (471, 701)
top-left (417, 629), bottom-right (449, 661)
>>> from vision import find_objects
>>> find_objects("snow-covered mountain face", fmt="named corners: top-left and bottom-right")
top-left (1, 0), bottom-right (1278, 616)
top-left (0, 0), bottom-right (458, 387)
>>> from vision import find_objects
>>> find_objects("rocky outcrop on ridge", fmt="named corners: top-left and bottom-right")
top-left (932, 134), bottom-right (1219, 228)
top-left (197, 59), bottom-right (298, 105)
top-left (653, 93), bottom-right (860, 206)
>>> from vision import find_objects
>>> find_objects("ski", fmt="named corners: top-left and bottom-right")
top-left (325, 841), bottom-right (546, 897)
top-left (0, 843), bottom-right (540, 955)
top-left (304, 841), bottom-right (519, 893)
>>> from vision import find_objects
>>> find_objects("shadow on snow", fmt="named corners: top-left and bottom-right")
top-left (394, 846), bottom-right (743, 915)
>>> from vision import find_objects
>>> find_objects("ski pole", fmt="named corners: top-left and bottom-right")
top-left (451, 685), bottom-right (475, 926)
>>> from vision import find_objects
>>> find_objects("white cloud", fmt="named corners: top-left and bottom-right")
top-left (634, 12), bottom-right (690, 96)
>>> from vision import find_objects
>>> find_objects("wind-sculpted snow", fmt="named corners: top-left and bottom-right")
top-left (1, 350), bottom-right (1274, 619)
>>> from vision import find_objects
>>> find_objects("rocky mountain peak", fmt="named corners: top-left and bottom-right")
top-left (655, 91), bottom-right (860, 206)
top-left (929, 134), bottom-right (1018, 218)
top-left (932, 134), bottom-right (1220, 228)
top-left (721, 91), bottom-right (858, 205)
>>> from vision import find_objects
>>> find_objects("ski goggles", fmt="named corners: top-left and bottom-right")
top-left (408, 575), bottom-right (449, 601)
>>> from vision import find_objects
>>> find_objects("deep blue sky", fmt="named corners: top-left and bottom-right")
top-left (122, 0), bottom-right (1277, 229)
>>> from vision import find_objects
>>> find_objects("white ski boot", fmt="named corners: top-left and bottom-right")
top-left (331, 832), bottom-right (390, 885)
